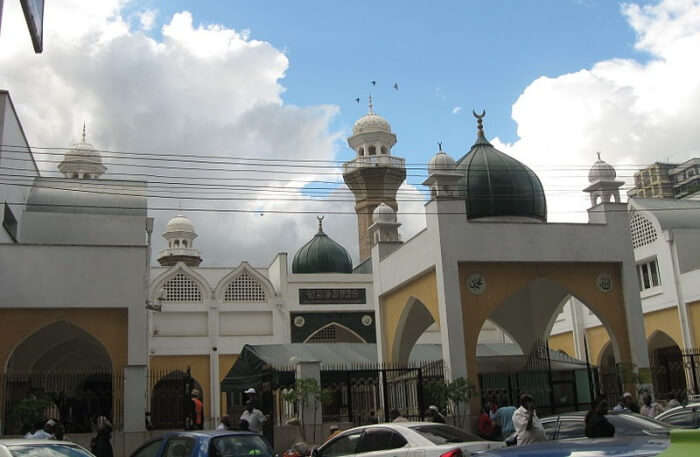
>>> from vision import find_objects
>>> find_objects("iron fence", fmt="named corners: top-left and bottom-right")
top-left (1, 371), bottom-right (122, 435)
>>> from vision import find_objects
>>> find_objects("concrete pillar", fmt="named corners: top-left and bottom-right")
top-left (123, 365), bottom-right (147, 432)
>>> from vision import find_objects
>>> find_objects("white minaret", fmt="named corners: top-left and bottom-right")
top-left (423, 142), bottom-right (462, 200)
top-left (368, 202), bottom-right (401, 246)
top-left (57, 124), bottom-right (107, 179)
top-left (157, 214), bottom-right (203, 267)
top-left (343, 96), bottom-right (406, 261)
top-left (584, 152), bottom-right (625, 206)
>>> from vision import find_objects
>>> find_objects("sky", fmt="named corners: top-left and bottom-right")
top-left (1, 0), bottom-right (700, 266)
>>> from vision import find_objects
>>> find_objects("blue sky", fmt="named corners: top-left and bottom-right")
top-left (135, 0), bottom-right (653, 161)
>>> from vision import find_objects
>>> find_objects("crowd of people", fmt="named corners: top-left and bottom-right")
top-left (22, 416), bottom-right (114, 457)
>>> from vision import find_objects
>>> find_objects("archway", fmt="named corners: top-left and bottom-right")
top-left (393, 298), bottom-right (435, 365)
top-left (304, 323), bottom-right (367, 343)
top-left (151, 370), bottom-right (203, 430)
top-left (4, 321), bottom-right (113, 433)
top-left (648, 331), bottom-right (686, 400)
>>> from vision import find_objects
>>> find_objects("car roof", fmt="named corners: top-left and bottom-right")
top-left (658, 402), bottom-right (700, 416)
top-left (334, 422), bottom-right (457, 434)
top-left (476, 437), bottom-right (668, 456)
top-left (0, 440), bottom-right (86, 446)
top-left (160, 431), bottom-right (263, 438)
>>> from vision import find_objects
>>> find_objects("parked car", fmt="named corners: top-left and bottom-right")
top-left (475, 437), bottom-right (669, 457)
top-left (312, 422), bottom-right (504, 457)
top-left (655, 402), bottom-right (700, 428)
top-left (0, 440), bottom-right (95, 457)
top-left (130, 431), bottom-right (275, 457)
top-left (539, 410), bottom-right (679, 440)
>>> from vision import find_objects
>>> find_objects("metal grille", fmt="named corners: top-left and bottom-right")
top-left (224, 271), bottom-right (266, 302)
top-left (163, 273), bottom-right (203, 303)
top-left (307, 325), bottom-right (337, 343)
top-left (629, 211), bottom-right (658, 248)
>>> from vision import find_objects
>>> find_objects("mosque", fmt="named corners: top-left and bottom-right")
top-left (2, 87), bottom-right (699, 442)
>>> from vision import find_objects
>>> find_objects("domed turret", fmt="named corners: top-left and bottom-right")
top-left (292, 217), bottom-right (353, 274)
top-left (457, 111), bottom-right (546, 222)
top-left (352, 113), bottom-right (392, 135)
top-left (373, 202), bottom-right (396, 224)
top-left (57, 124), bottom-right (107, 179)
top-left (588, 152), bottom-right (617, 182)
top-left (428, 145), bottom-right (457, 175)
top-left (583, 152), bottom-right (624, 206)
top-left (158, 214), bottom-right (202, 267)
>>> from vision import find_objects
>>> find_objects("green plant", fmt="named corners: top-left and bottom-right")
top-left (9, 394), bottom-right (54, 431)
top-left (281, 378), bottom-right (323, 442)
top-left (445, 378), bottom-right (478, 428)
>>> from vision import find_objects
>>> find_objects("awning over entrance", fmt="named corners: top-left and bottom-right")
top-left (221, 343), bottom-right (590, 392)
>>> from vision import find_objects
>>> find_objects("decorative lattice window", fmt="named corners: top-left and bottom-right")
top-left (162, 272), bottom-right (203, 303)
top-left (629, 211), bottom-right (658, 248)
top-left (224, 271), bottom-right (266, 302)
top-left (307, 325), bottom-right (337, 343)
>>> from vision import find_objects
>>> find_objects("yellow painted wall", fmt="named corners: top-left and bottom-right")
top-left (688, 301), bottom-right (700, 344)
top-left (457, 262), bottom-right (633, 391)
top-left (150, 355), bottom-right (211, 417)
top-left (585, 325), bottom-right (611, 365)
top-left (219, 354), bottom-right (240, 415)
top-left (380, 270), bottom-right (438, 362)
top-left (644, 307), bottom-right (683, 348)
top-left (0, 308), bottom-right (128, 372)
top-left (548, 332), bottom-right (575, 356)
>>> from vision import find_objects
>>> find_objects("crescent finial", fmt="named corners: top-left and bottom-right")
top-left (317, 215), bottom-right (325, 232)
top-left (472, 109), bottom-right (486, 120)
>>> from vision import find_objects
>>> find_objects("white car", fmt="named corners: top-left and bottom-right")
top-left (0, 440), bottom-right (95, 457)
top-left (312, 422), bottom-right (504, 457)
top-left (654, 402), bottom-right (700, 428)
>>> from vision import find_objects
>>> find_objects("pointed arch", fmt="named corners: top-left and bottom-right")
top-left (150, 262), bottom-right (212, 303)
top-left (214, 262), bottom-right (277, 303)
top-left (392, 297), bottom-right (435, 365)
top-left (304, 322), bottom-right (367, 343)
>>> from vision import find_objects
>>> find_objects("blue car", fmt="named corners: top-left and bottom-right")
top-left (476, 437), bottom-right (669, 457)
top-left (129, 431), bottom-right (275, 457)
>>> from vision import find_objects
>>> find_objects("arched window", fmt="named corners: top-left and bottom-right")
top-left (183, 240), bottom-right (188, 248)
top-left (381, 146), bottom-right (387, 154)
top-left (224, 271), bottom-right (266, 302)
top-left (174, 240), bottom-right (180, 247)
top-left (162, 272), bottom-right (203, 303)
top-left (359, 147), bottom-right (365, 156)
top-left (368, 146), bottom-right (376, 156)
top-left (305, 323), bottom-right (366, 343)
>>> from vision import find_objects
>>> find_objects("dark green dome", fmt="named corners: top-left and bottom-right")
top-left (457, 114), bottom-right (547, 222)
top-left (292, 218), bottom-right (353, 274)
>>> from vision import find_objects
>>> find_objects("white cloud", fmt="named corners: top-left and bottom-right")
top-left (0, 0), bottom-right (376, 266)
top-left (452, 106), bottom-right (462, 114)
top-left (497, 0), bottom-right (700, 222)
top-left (138, 9), bottom-right (157, 31)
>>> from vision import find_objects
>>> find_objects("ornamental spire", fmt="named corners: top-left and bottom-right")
top-left (317, 215), bottom-right (325, 233)
top-left (82, 122), bottom-right (87, 143)
top-left (472, 109), bottom-right (491, 146)
top-left (368, 95), bottom-right (374, 114)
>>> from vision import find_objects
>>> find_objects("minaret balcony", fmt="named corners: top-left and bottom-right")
top-left (158, 247), bottom-right (201, 258)
top-left (343, 155), bottom-right (405, 174)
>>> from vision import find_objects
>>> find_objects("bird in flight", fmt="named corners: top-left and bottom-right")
top-left (355, 97), bottom-right (360, 104)
top-left (371, 80), bottom-right (376, 86)
top-left (393, 83), bottom-right (399, 90)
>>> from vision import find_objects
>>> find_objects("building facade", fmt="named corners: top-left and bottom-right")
top-left (628, 159), bottom-right (700, 200)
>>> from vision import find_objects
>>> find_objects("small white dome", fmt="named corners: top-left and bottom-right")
top-left (588, 153), bottom-right (617, 183)
top-left (166, 214), bottom-right (195, 233)
top-left (373, 202), bottom-right (396, 224)
top-left (352, 113), bottom-right (391, 135)
top-left (62, 141), bottom-right (104, 165)
top-left (428, 150), bottom-right (457, 175)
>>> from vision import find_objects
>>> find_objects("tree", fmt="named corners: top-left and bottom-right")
top-left (445, 378), bottom-right (477, 429)
top-left (9, 394), bottom-right (53, 433)
top-left (282, 378), bottom-right (327, 443)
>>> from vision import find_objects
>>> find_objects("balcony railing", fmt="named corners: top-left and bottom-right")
top-left (343, 155), bottom-right (405, 173)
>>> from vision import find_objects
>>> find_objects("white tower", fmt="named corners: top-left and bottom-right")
top-left (584, 152), bottom-right (625, 206)
top-left (343, 97), bottom-right (406, 261)
top-left (423, 143), bottom-right (462, 200)
top-left (157, 214), bottom-right (203, 267)
top-left (368, 202), bottom-right (401, 246)
top-left (57, 124), bottom-right (107, 179)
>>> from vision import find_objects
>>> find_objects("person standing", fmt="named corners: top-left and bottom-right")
top-left (240, 400), bottom-right (267, 434)
top-left (426, 406), bottom-right (445, 423)
top-left (512, 394), bottom-right (545, 446)
top-left (191, 389), bottom-right (204, 430)
top-left (32, 420), bottom-right (56, 439)
top-left (640, 393), bottom-right (664, 417)
top-left (389, 409), bottom-right (408, 422)
top-left (494, 405), bottom-right (516, 441)
top-left (91, 419), bottom-right (113, 457)
top-left (585, 398), bottom-right (615, 438)
top-left (477, 404), bottom-right (499, 440)
top-left (216, 415), bottom-right (232, 431)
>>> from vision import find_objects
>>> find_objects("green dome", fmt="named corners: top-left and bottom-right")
top-left (292, 219), bottom-right (353, 274)
top-left (457, 114), bottom-right (547, 222)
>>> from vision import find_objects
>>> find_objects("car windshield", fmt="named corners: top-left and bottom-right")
top-left (409, 424), bottom-right (482, 444)
top-left (9, 444), bottom-right (93, 457)
top-left (211, 435), bottom-right (274, 457)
